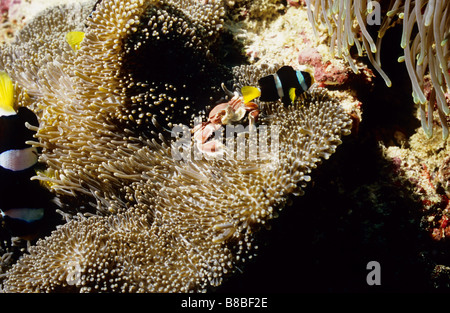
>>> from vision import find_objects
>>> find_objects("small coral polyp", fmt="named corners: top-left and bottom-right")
top-left (0, 0), bottom-right (352, 292)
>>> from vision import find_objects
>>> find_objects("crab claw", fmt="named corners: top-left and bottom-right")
top-left (192, 121), bottom-right (207, 134)
top-left (249, 109), bottom-right (260, 126)
top-left (244, 102), bottom-right (259, 111)
top-left (196, 138), bottom-right (224, 154)
top-left (208, 103), bottom-right (232, 124)
top-left (193, 122), bottom-right (222, 144)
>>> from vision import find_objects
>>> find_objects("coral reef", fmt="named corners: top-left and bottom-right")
top-left (0, 0), bottom-right (352, 292)
top-left (225, 0), bottom-right (286, 33)
top-left (4, 0), bottom-right (448, 294)
top-left (227, 0), bottom-right (450, 292)
top-left (381, 127), bottom-right (450, 288)
top-left (229, 1), bottom-right (365, 126)
top-left (0, 0), bottom-right (24, 43)
top-left (305, 0), bottom-right (450, 139)
top-left (292, 2), bottom-right (450, 290)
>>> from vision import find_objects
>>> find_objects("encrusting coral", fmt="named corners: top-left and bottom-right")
top-left (305, 0), bottom-right (450, 139)
top-left (0, 0), bottom-right (352, 292)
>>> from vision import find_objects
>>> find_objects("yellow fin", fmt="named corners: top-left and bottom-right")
top-left (35, 168), bottom-right (56, 189)
top-left (66, 31), bottom-right (85, 51)
top-left (0, 71), bottom-right (15, 116)
top-left (241, 86), bottom-right (261, 103)
top-left (289, 87), bottom-right (297, 103)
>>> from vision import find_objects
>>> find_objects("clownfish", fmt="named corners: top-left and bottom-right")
top-left (0, 71), bottom-right (57, 240)
top-left (241, 65), bottom-right (314, 106)
top-left (68, 0), bottom-right (103, 49)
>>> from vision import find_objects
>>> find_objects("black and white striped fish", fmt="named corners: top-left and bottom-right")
top-left (241, 65), bottom-right (314, 106)
top-left (0, 71), bottom-right (56, 240)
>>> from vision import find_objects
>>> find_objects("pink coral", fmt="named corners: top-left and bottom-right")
top-left (298, 47), bottom-right (322, 68)
top-left (315, 62), bottom-right (349, 85)
top-left (298, 48), bottom-right (349, 86)
top-left (287, 0), bottom-right (305, 8)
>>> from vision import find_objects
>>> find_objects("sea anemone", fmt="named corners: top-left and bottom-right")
top-left (1, 0), bottom-right (232, 215)
top-left (305, 0), bottom-right (450, 139)
top-left (0, 0), bottom-right (352, 292)
top-left (1, 84), bottom-right (352, 292)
